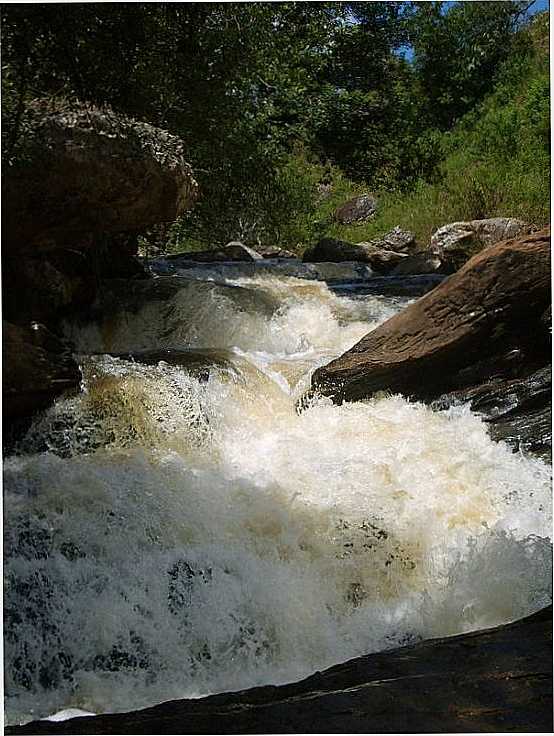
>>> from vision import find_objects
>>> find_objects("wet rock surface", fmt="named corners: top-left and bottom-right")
top-left (8, 606), bottom-right (552, 735)
top-left (312, 229), bottom-right (551, 403)
top-left (433, 365), bottom-right (552, 461)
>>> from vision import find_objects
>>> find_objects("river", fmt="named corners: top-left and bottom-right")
top-left (4, 260), bottom-right (552, 725)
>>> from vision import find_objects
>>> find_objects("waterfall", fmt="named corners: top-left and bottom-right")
top-left (4, 266), bottom-right (552, 725)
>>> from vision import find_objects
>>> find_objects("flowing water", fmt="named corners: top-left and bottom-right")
top-left (4, 264), bottom-right (552, 725)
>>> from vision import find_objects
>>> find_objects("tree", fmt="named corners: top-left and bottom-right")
top-left (410, 1), bottom-right (535, 129)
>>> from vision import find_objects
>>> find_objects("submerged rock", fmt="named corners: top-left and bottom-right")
top-left (312, 229), bottom-right (551, 403)
top-left (8, 606), bottom-right (552, 734)
top-left (334, 194), bottom-right (378, 224)
top-left (430, 217), bottom-right (533, 272)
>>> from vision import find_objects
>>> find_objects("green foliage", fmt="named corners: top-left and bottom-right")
top-left (327, 12), bottom-right (550, 247)
top-left (1, 3), bottom-right (549, 252)
top-left (409, 0), bottom-right (533, 129)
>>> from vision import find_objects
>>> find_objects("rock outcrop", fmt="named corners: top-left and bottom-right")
top-left (3, 322), bottom-right (81, 423)
top-left (312, 229), bottom-right (551, 404)
top-left (430, 217), bottom-right (533, 272)
top-left (8, 606), bottom-right (552, 735)
top-left (334, 194), bottom-right (377, 224)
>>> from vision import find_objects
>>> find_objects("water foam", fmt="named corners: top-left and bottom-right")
top-left (4, 271), bottom-right (552, 724)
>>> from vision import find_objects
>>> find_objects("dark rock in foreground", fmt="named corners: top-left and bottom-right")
top-left (8, 606), bottom-right (552, 734)
top-left (312, 229), bottom-right (551, 403)
top-left (433, 365), bottom-right (552, 461)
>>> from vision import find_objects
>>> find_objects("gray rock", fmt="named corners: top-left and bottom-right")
top-left (224, 241), bottom-right (264, 260)
top-left (303, 238), bottom-right (406, 273)
top-left (430, 217), bottom-right (533, 272)
top-left (358, 226), bottom-right (416, 254)
top-left (334, 194), bottom-right (377, 224)
top-left (256, 246), bottom-right (297, 259)
top-left (392, 252), bottom-right (442, 276)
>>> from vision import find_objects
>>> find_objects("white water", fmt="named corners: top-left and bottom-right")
top-left (4, 271), bottom-right (552, 725)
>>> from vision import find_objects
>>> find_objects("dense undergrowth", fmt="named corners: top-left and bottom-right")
top-left (326, 12), bottom-right (550, 248)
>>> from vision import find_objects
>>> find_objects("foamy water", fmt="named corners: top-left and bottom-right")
top-left (4, 271), bottom-right (552, 725)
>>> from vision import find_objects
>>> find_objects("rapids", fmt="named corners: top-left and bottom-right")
top-left (4, 265), bottom-right (552, 725)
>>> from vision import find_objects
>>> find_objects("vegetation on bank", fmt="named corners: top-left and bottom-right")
top-left (328, 11), bottom-right (550, 246)
top-left (1, 2), bottom-right (549, 253)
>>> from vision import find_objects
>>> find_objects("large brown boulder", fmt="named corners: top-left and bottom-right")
top-left (3, 322), bottom-right (81, 422)
top-left (312, 229), bottom-right (551, 403)
top-left (430, 217), bottom-right (533, 273)
top-left (2, 99), bottom-right (198, 254)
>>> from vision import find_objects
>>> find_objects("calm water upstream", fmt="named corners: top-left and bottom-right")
top-left (4, 262), bottom-right (552, 724)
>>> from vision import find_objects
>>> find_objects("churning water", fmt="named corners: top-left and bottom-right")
top-left (4, 266), bottom-right (552, 725)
